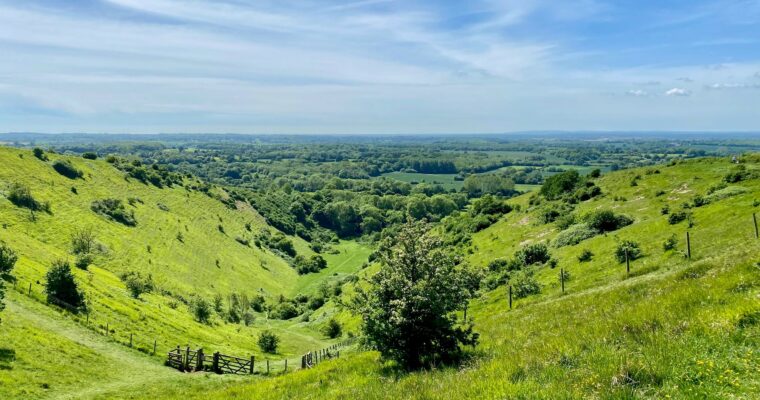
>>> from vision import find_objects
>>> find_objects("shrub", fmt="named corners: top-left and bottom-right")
top-left (577, 249), bottom-right (593, 262)
top-left (258, 330), bottom-right (280, 353)
top-left (552, 223), bottom-right (598, 248)
top-left (250, 295), bottom-right (266, 312)
top-left (583, 210), bottom-right (632, 233)
top-left (44, 260), bottom-right (85, 311)
top-left (660, 205), bottom-right (670, 215)
top-left (724, 165), bottom-right (750, 183)
top-left (270, 301), bottom-right (299, 319)
top-left (293, 254), bottom-right (327, 274)
top-left (515, 243), bottom-right (551, 266)
top-left (7, 183), bottom-right (49, 212)
top-left (52, 159), bottom-right (83, 179)
top-left (91, 199), bottom-right (137, 226)
top-left (82, 152), bottom-right (98, 160)
top-left (663, 234), bottom-right (678, 251)
top-left (588, 169), bottom-right (601, 178)
top-left (190, 297), bottom-right (212, 324)
top-left (615, 240), bottom-right (642, 263)
top-left (243, 310), bottom-right (255, 326)
top-left (540, 170), bottom-right (581, 200)
top-left (33, 147), bottom-right (48, 161)
top-left (510, 269), bottom-right (541, 299)
top-left (323, 318), bottom-right (343, 339)
top-left (471, 195), bottom-right (513, 215)
top-left (121, 271), bottom-right (154, 299)
top-left (71, 228), bottom-right (96, 255)
top-left (74, 253), bottom-right (93, 270)
top-left (0, 241), bottom-right (18, 279)
top-left (668, 211), bottom-right (689, 225)
top-left (350, 220), bottom-right (481, 370)
top-left (537, 203), bottom-right (574, 224)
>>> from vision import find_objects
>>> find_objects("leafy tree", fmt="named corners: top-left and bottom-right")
top-left (52, 159), bottom-right (83, 179)
top-left (190, 296), bottom-right (212, 324)
top-left (0, 241), bottom-right (18, 319)
top-left (540, 170), bottom-right (581, 200)
top-left (71, 228), bottom-right (96, 255)
top-left (323, 318), bottom-right (343, 339)
top-left (509, 269), bottom-right (541, 298)
top-left (44, 260), bottom-right (85, 311)
top-left (258, 330), bottom-right (280, 353)
top-left (33, 147), bottom-right (48, 161)
top-left (352, 220), bottom-right (481, 370)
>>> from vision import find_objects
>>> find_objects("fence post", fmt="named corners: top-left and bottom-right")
top-left (302, 355), bottom-right (306, 369)
top-left (28, 282), bottom-right (31, 295)
top-left (185, 346), bottom-right (191, 371)
top-left (250, 356), bottom-right (255, 374)
top-left (266, 359), bottom-right (270, 374)
top-left (130, 333), bottom-right (133, 348)
top-left (753, 213), bottom-right (758, 239)
top-left (153, 339), bottom-right (157, 355)
top-left (106, 322), bottom-right (109, 336)
top-left (625, 247), bottom-right (630, 275)
top-left (285, 358), bottom-right (288, 372)
top-left (212, 352), bottom-right (220, 374)
top-left (686, 231), bottom-right (691, 259)
top-left (560, 268), bottom-right (565, 293)
top-left (197, 348), bottom-right (204, 371)
top-left (508, 285), bottom-right (512, 309)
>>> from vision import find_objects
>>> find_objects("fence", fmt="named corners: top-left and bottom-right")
top-left (165, 340), bottom-right (353, 375)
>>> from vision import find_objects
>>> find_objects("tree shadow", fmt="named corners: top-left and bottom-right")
top-left (0, 348), bottom-right (15, 370)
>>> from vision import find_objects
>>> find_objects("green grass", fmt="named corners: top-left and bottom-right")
top-left (0, 147), bottom-right (373, 397)
top-left (2, 152), bottom-right (759, 399)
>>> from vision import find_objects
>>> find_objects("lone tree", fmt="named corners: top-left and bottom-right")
top-left (45, 260), bottom-right (86, 312)
top-left (0, 241), bottom-right (18, 320)
top-left (352, 220), bottom-right (481, 370)
top-left (258, 330), bottom-right (280, 353)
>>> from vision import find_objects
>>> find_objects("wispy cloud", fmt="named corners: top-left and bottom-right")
top-left (665, 88), bottom-right (691, 96)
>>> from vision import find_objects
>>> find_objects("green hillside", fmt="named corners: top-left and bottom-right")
top-left (0, 147), bottom-right (368, 398)
top-left (93, 155), bottom-right (758, 399)
top-left (2, 151), bottom-right (758, 399)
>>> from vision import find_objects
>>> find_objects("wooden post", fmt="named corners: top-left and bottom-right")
top-left (106, 322), bottom-right (109, 335)
top-left (266, 359), bottom-right (270, 374)
top-left (625, 247), bottom-right (630, 275)
top-left (153, 340), bottom-right (157, 355)
top-left (753, 213), bottom-right (758, 239)
top-left (129, 333), bottom-right (133, 347)
top-left (250, 356), bottom-right (255, 374)
top-left (560, 268), bottom-right (565, 293)
top-left (285, 358), bottom-right (288, 372)
top-left (212, 352), bottom-right (220, 374)
top-left (185, 346), bottom-right (191, 371)
top-left (197, 348), bottom-right (203, 371)
top-left (302, 355), bottom-right (306, 369)
top-left (686, 231), bottom-right (691, 259)
top-left (28, 282), bottom-right (31, 295)
top-left (508, 285), bottom-right (513, 309)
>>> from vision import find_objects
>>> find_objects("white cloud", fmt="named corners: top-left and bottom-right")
top-left (665, 88), bottom-right (691, 96)
top-left (626, 89), bottom-right (648, 97)
top-left (706, 83), bottom-right (760, 90)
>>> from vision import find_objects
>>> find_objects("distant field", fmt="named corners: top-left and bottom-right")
top-left (378, 171), bottom-right (463, 190)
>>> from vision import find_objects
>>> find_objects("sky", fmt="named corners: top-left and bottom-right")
top-left (1, 0), bottom-right (759, 134)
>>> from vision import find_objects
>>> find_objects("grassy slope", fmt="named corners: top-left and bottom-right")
top-left (105, 156), bottom-right (759, 399)
top-left (0, 147), bottom-right (370, 398)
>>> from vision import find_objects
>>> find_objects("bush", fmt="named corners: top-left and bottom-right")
top-left (515, 243), bottom-right (551, 266)
top-left (82, 152), bottom-right (98, 160)
top-left (52, 159), bottom-right (83, 179)
top-left (71, 228), bottom-right (96, 255)
top-left (540, 170), bottom-right (581, 200)
top-left (258, 330), bottom-right (280, 353)
top-left (44, 260), bottom-right (85, 311)
top-left (33, 147), bottom-right (48, 161)
top-left (510, 269), bottom-right (541, 299)
top-left (0, 241), bottom-right (18, 279)
top-left (250, 295), bottom-right (266, 312)
top-left (724, 165), bottom-right (750, 183)
top-left (74, 253), bottom-right (93, 270)
top-left (91, 199), bottom-right (137, 226)
top-left (270, 301), bottom-right (299, 319)
top-left (663, 234), bottom-right (678, 251)
top-left (323, 318), bottom-right (342, 339)
top-left (552, 223), bottom-right (598, 248)
top-left (471, 195), bottom-right (512, 216)
top-left (577, 249), bottom-right (593, 262)
top-left (668, 211), bottom-right (689, 225)
top-left (7, 183), bottom-right (49, 212)
top-left (190, 297), bottom-right (212, 324)
top-left (293, 254), bottom-right (327, 274)
top-left (615, 240), bottom-right (642, 263)
top-left (583, 210), bottom-right (632, 233)
top-left (121, 271), bottom-right (154, 299)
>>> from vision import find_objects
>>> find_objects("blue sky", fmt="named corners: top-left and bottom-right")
top-left (1, 0), bottom-right (759, 133)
